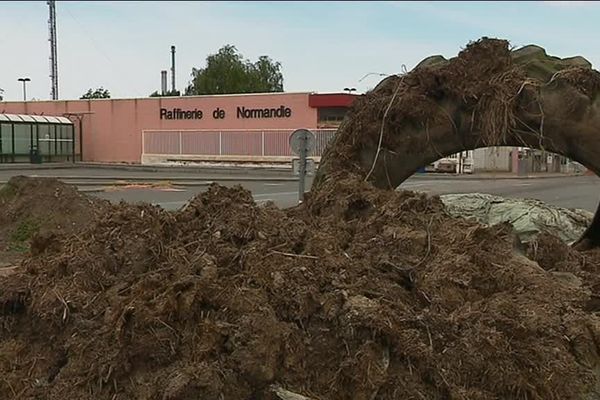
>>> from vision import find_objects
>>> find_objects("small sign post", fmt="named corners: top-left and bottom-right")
top-left (289, 129), bottom-right (316, 203)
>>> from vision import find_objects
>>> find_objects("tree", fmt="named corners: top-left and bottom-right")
top-left (0, 88), bottom-right (4, 101)
top-left (185, 45), bottom-right (284, 95)
top-left (250, 55), bottom-right (284, 92)
top-left (80, 87), bottom-right (110, 99)
top-left (149, 89), bottom-right (180, 97)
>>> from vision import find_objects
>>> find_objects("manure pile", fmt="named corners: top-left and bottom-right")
top-left (1, 177), bottom-right (600, 399)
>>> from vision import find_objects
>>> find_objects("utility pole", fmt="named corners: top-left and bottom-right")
top-left (48, 0), bottom-right (59, 100)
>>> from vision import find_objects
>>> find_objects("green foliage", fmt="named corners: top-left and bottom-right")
top-left (149, 89), bottom-right (181, 97)
top-left (185, 45), bottom-right (284, 95)
top-left (80, 87), bottom-right (111, 99)
top-left (9, 218), bottom-right (40, 253)
top-left (0, 88), bottom-right (4, 101)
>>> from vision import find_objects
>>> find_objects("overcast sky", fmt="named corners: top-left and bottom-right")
top-left (1, 1), bottom-right (599, 101)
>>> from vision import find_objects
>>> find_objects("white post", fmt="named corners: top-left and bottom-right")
top-left (261, 131), bottom-right (265, 156)
top-left (178, 131), bottom-right (182, 154)
top-left (219, 131), bottom-right (222, 155)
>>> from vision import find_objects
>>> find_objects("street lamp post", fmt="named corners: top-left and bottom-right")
top-left (17, 78), bottom-right (31, 101)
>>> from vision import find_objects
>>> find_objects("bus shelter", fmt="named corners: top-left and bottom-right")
top-left (0, 113), bottom-right (77, 163)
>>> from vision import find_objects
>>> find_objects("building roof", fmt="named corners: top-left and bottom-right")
top-left (0, 91), bottom-right (315, 104)
top-left (0, 91), bottom-right (361, 105)
top-left (0, 113), bottom-right (72, 124)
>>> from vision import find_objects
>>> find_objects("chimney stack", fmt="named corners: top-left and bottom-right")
top-left (170, 45), bottom-right (176, 93)
top-left (161, 70), bottom-right (168, 95)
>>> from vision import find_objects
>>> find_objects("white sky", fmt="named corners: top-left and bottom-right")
top-left (1, 1), bottom-right (599, 101)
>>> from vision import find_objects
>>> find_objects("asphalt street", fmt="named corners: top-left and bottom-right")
top-left (99, 175), bottom-right (599, 212)
top-left (0, 166), bottom-right (598, 212)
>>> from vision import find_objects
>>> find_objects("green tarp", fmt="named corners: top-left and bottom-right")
top-left (440, 193), bottom-right (592, 244)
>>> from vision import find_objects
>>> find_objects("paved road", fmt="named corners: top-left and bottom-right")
top-left (92, 179), bottom-right (312, 210)
top-left (1, 167), bottom-right (598, 211)
top-left (91, 175), bottom-right (600, 212)
top-left (400, 175), bottom-right (600, 212)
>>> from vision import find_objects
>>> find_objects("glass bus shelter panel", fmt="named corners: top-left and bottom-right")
top-left (39, 125), bottom-right (52, 162)
top-left (13, 124), bottom-right (33, 162)
top-left (38, 124), bottom-right (52, 160)
top-left (59, 125), bottom-right (72, 157)
top-left (51, 125), bottom-right (58, 161)
top-left (0, 123), bottom-right (14, 163)
top-left (37, 124), bottom-right (75, 162)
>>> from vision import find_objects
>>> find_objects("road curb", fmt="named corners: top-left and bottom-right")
top-left (75, 162), bottom-right (293, 176)
top-left (0, 163), bottom-right (295, 177)
top-left (0, 180), bottom-right (216, 187)
top-left (18, 175), bottom-right (300, 182)
top-left (411, 173), bottom-right (585, 181)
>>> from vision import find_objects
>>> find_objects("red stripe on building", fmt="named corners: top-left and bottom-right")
top-left (308, 93), bottom-right (358, 108)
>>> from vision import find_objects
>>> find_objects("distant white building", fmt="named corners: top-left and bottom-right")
top-left (430, 147), bottom-right (582, 174)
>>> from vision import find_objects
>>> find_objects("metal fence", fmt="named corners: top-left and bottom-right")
top-left (142, 128), bottom-right (337, 158)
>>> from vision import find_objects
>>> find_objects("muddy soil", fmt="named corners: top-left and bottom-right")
top-left (0, 176), bottom-right (108, 260)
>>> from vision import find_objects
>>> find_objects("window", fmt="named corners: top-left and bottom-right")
top-left (318, 107), bottom-right (349, 124)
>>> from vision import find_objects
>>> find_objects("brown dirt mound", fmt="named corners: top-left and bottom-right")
top-left (1, 181), bottom-right (600, 399)
top-left (0, 176), bottom-right (108, 258)
top-left (528, 233), bottom-right (600, 312)
top-left (315, 38), bottom-right (526, 186)
top-left (314, 37), bottom-right (600, 190)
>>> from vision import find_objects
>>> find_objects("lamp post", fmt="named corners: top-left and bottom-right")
top-left (343, 87), bottom-right (357, 94)
top-left (17, 78), bottom-right (31, 101)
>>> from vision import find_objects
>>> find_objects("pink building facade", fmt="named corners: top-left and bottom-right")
top-left (0, 92), bottom-right (356, 164)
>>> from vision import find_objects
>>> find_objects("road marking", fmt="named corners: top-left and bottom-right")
top-left (514, 183), bottom-right (532, 186)
top-left (401, 183), bottom-right (427, 187)
top-left (264, 183), bottom-right (285, 186)
top-left (253, 191), bottom-right (298, 198)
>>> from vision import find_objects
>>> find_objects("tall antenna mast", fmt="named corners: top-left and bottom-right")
top-left (48, 0), bottom-right (59, 100)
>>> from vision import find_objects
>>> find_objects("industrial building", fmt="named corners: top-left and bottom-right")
top-left (0, 92), bottom-right (354, 164)
top-left (0, 92), bottom-right (579, 174)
